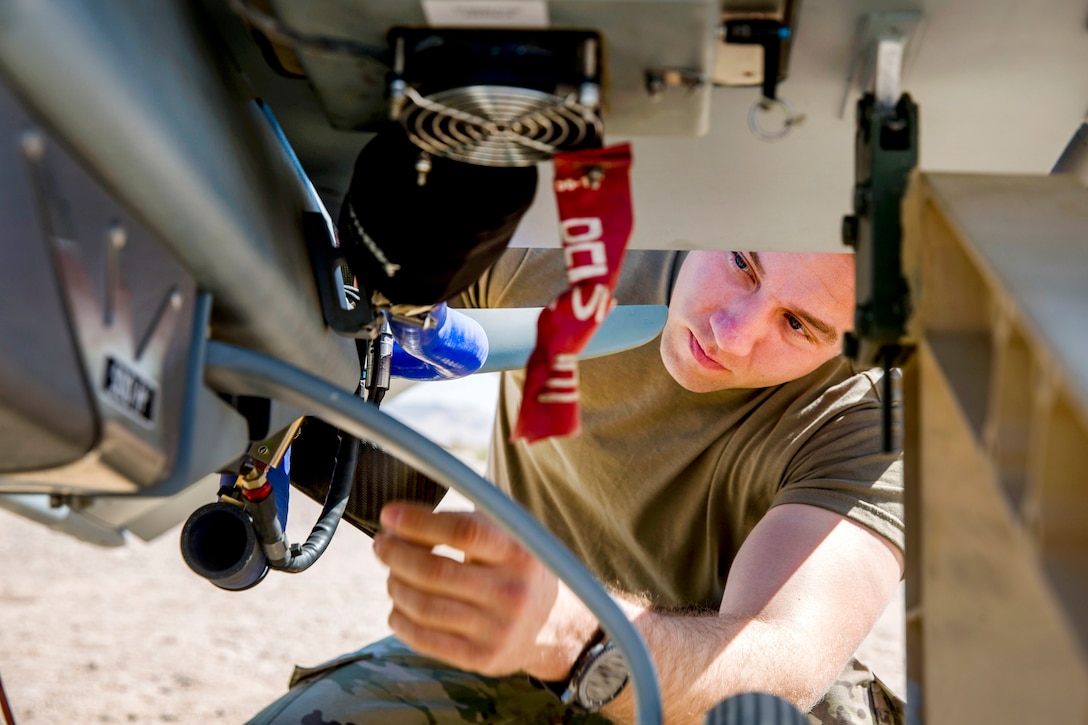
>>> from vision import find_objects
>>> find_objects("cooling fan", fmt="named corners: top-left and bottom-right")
top-left (395, 85), bottom-right (601, 167)
top-left (387, 28), bottom-right (604, 168)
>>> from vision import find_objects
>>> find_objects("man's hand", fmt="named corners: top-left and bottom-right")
top-left (373, 501), bottom-right (598, 680)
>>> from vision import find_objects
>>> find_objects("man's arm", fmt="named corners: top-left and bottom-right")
top-left (373, 501), bottom-right (902, 724)
top-left (600, 502), bottom-right (903, 722)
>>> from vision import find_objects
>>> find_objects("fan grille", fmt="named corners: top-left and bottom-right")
top-left (398, 85), bottom-right (602, 167)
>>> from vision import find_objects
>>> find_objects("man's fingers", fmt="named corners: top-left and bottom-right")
top-left (387, 606), bottom-right (509, 677)
top-left (380, 502), bottom-right (520, 565)
top-left (374, 533), bottom-right (529, 611)
top-left (386, 575), bottom-right (506, 643)
top-left (375, 505), bottom-right (564, 680)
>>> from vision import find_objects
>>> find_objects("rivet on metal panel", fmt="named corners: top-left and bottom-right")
top-left (108, 225), bottom-right (128, 250)
top-left (19, 129), bottom-right (45, 161)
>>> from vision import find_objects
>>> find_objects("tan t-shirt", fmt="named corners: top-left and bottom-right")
top-left (457, 248), bottom-right (903, 610)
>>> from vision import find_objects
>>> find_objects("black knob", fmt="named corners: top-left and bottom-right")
top-left (842, 214), bottom-right (859, 248)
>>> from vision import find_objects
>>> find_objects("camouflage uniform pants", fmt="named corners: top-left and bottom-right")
top-left (246, 637), bottom-right (904, 725)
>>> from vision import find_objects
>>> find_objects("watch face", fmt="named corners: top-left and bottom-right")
top-left (578, 644), bottom-right (630, 709)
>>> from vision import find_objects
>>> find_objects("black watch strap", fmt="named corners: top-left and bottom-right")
top-left (533, 627), bottom-right (625, 712)
top-left (535, 627), bottom-right (606, 697)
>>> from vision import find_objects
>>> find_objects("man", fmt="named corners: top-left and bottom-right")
top-left (249, 247), bottom-right (904, 724)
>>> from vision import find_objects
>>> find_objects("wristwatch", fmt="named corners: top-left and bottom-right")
top-left (538, 629), bottom-right (630, 712)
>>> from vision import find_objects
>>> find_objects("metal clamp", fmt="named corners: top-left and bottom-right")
top-left (747, 97), bottom-right (805, 141)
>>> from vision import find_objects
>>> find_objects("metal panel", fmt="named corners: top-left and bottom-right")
top-left (203, 0), bottom-right (1088, 254)
top-left (0, 81), bottom-right (97, 471)
top-left (0, 0), bottom-right (360, 392)
top-left (511, 0), bottom-right (1088, 253)
top-left (0, 107), bottom-right (198, 490)
top-left (268, 0), bottom-right (719, 137)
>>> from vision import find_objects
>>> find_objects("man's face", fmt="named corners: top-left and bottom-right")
top-left (660, 250), bottom-right (856, 392)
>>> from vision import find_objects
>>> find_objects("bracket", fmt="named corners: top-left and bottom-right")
top-left (842, 21), bottom-right (920, 451)
top-left (303, 211), bottom-right (376, 338)
top-left (839, 11), bottom-right (924, 119)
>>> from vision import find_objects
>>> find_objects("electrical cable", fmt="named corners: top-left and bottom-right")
top-left (276, 433), bottom-right (358, 572)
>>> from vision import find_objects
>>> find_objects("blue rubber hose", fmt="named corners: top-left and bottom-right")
top-left (389, 302), bottom-right (489, 380)
top-left (269, 449), bottom-right (291, 528)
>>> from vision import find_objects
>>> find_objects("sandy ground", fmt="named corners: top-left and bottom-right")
top-left (0, 378), bottom-right (905, 723)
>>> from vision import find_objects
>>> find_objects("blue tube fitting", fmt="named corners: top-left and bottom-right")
top-left (389, 303), bottom-right (489, 380)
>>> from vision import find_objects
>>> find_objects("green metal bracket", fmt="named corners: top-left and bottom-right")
top-left (842, 91), bottom-right (919, 450)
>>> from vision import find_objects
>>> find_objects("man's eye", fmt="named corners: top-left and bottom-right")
top-left (786, 315), bottom-right (808, 335)
top-left (732, 252), bottom-right (750, 273)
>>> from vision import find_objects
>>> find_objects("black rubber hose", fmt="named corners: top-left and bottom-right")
top-left (277, 432), bottom-right (359, 573)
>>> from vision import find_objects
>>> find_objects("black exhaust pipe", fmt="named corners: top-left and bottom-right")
top-left (179, 502), bottom-right (268, 591)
